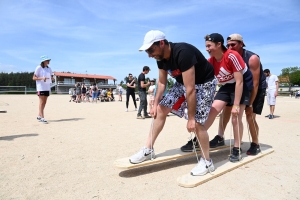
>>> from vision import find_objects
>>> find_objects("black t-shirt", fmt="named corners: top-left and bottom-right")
top-left (126, 79), bottom-right (135, 92)
top-left (138, 73), bottom-right (146, 92)
top-left (157, 42), bottom-right (214, 84)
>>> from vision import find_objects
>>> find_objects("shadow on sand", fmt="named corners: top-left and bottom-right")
top-left (118, 142), bottom-right (272, 178)
top-left (0, 133), bottom-right (39, 141)
top-left (48, 118), bottom-right (85, 122)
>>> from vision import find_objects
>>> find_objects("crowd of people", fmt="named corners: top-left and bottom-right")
top-left (69, 83), bottom-right (115, 103)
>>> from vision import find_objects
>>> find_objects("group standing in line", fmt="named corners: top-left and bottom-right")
top-left (128, 30), bottom-right (277, 176)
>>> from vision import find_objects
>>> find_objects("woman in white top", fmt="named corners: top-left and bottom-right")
top-left (147, 80), bottom-right (156, 112)
top-left (32, 55), bottom-right (53, 124)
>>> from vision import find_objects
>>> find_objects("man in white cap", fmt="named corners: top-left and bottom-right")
top-left (129, 30), bottom-right (217, 176)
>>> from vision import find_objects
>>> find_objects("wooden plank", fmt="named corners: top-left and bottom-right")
top-left (114, 145), bottom-right (230, 170)
top-left (177, 147), bottom-right (274, 188)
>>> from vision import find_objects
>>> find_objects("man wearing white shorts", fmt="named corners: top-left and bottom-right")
top-left (264, 69), bottom-right (279, 119)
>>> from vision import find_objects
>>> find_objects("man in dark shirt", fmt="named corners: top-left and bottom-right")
top-left (129, 30), bottom-right (217, 176)
top-left (137, 66), bottom-right (151, 119)
top-left (125, 74), bottom-right (137, 112)
top-left (207, 34), bottom-right (266, 156)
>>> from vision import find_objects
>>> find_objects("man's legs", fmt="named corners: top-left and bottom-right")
top-left (137, 91), bottom-right (146, 117)
top-left (245, 112), bottom-right (259, 144)
top-left (217, 106), bottom-right (231, 136)
top-left (195, 123), bottom-right (210, 160)
top-left (145, 105), bottom-right (171, 148)
top-left (270, 105), bottom-right (275, 115)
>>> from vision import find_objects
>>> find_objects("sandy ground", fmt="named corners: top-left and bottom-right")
top-left (0, 95), bottom-right (300, 200)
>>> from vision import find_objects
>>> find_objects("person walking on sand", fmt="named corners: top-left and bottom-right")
top-left (125, 74), bottom-right (137, 112)
top-left (118, 84), bottom-right (123, 101)
top-left (32, 55), bottom-right (54, 124)
top-left (129, 30), bottom-right (217, 176)
top-left (264, 69), bottom-right (279, 119)
top-left (137, 66), bottom-right (151, 119)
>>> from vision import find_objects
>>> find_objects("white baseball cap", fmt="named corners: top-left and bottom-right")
top-left (139, 30), bottom-right (166, 51)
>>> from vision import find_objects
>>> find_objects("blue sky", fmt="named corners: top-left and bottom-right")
top-left (0, 0), bottom-right (299, 83)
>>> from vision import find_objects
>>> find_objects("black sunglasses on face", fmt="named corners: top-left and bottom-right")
top-left (226, 43), bottom-right (238, 48)
top-left (145, 45), bottom-right (157, 54)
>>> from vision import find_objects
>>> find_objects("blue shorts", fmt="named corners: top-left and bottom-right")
top-left (92, 92), bottom-right (97, 99)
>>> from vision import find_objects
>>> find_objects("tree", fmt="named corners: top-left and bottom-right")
top-left (167, 77), bottom-right (175, 89)
top-left (280, 66), bottom-right (300, 90)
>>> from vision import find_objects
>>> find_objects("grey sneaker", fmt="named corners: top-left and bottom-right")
top-left (129, 147), bottom-right (155, 164)
top-left (191, 157), bottom-right (215, 176)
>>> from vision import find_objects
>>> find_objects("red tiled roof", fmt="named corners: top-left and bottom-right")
top-left (53, 72), bottom-right (116, 80)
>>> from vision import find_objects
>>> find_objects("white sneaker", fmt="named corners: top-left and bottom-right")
top-left (129, 147), bottom-right (156, 164)
top-left (190, 157), bottom-right (214, 176)
top-left (37, 116), bottom-right (42, 120)
top-left (125, 108), bottom-right (128, 112)
top-left (40, 118), bottom-right (48, 124)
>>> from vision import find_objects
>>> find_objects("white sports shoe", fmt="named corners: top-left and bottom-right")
top-left (125, 108), bottom-right (128, 112)
top-left (37, 116), bottom-right (42, 121)
top-left (40, 118), bottom-right (48, 124)
top-left (129, 147), bottom-right (155, 164)
top-left (190, 157), bottom-right (214, 176)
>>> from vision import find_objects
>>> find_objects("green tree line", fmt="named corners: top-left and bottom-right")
top-left (280, 66), bottom-right (300, 86)
top-left (0, 72), bottom-right (36, 88)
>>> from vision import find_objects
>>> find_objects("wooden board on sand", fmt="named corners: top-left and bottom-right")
top-left (177, 146), bottom-right (274, 188)
top-left (114, 144), bottom-right (230, 170)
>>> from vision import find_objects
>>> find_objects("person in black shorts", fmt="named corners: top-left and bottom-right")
top-left (180, 33), bottom-right (253, 162)
top-left (32, 55), bottom-right (53, 124)
top-left (208, 34), bottom-right (266, 156)
top-left (129, 30), bottom-right (217, 176)
top-left (81, 83), bottom-right (87, 102)
top-left (125, 73), bottom-right (137, 112)
top-left (137, 66), bottom-right (151, 119)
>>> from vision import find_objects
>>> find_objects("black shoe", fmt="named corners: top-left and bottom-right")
top-left (246, 142), bottom-right (261, 155)
top-left (269, 115), bottom-right (274, 119)
top-left (209, 135), bottom-right (225, 148)
top-left (180, 137), bottom-right (200, 152)
top-left (144, 115), bottom-right (152, 118)
top-left (229, 147), bottom-right (242, 162)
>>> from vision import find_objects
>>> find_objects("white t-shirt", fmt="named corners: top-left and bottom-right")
top-left (266, 74), bottom-right (278, 90)
top-left (148, 85), bottom-right (155, 94)
top-left (34, 65), bottom-right (53, 91)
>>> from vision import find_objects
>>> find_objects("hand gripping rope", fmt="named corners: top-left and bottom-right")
top-left (190, 130), bottom-right (214, 175)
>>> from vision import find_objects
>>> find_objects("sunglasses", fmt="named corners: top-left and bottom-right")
top-left (226, 43), bottom-right (238, 48)
top-left (145, 45), bottom-right (157, 54)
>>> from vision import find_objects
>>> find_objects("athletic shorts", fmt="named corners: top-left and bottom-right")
top-left (246, 88), bottom-right (266, 115)
top-left (215, 83), bottom-right (250, 106)
top-left (119, 91), bottom-right (123, 95)
top-left (159, 78), bottom-right (217, 125)
top-left (37, 91), bottom-right (50, 96)
top-left (267, 89), bottom-right (276, 105)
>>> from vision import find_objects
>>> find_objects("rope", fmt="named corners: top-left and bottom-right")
top-left (193, 130), bottom-right (214, 175)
